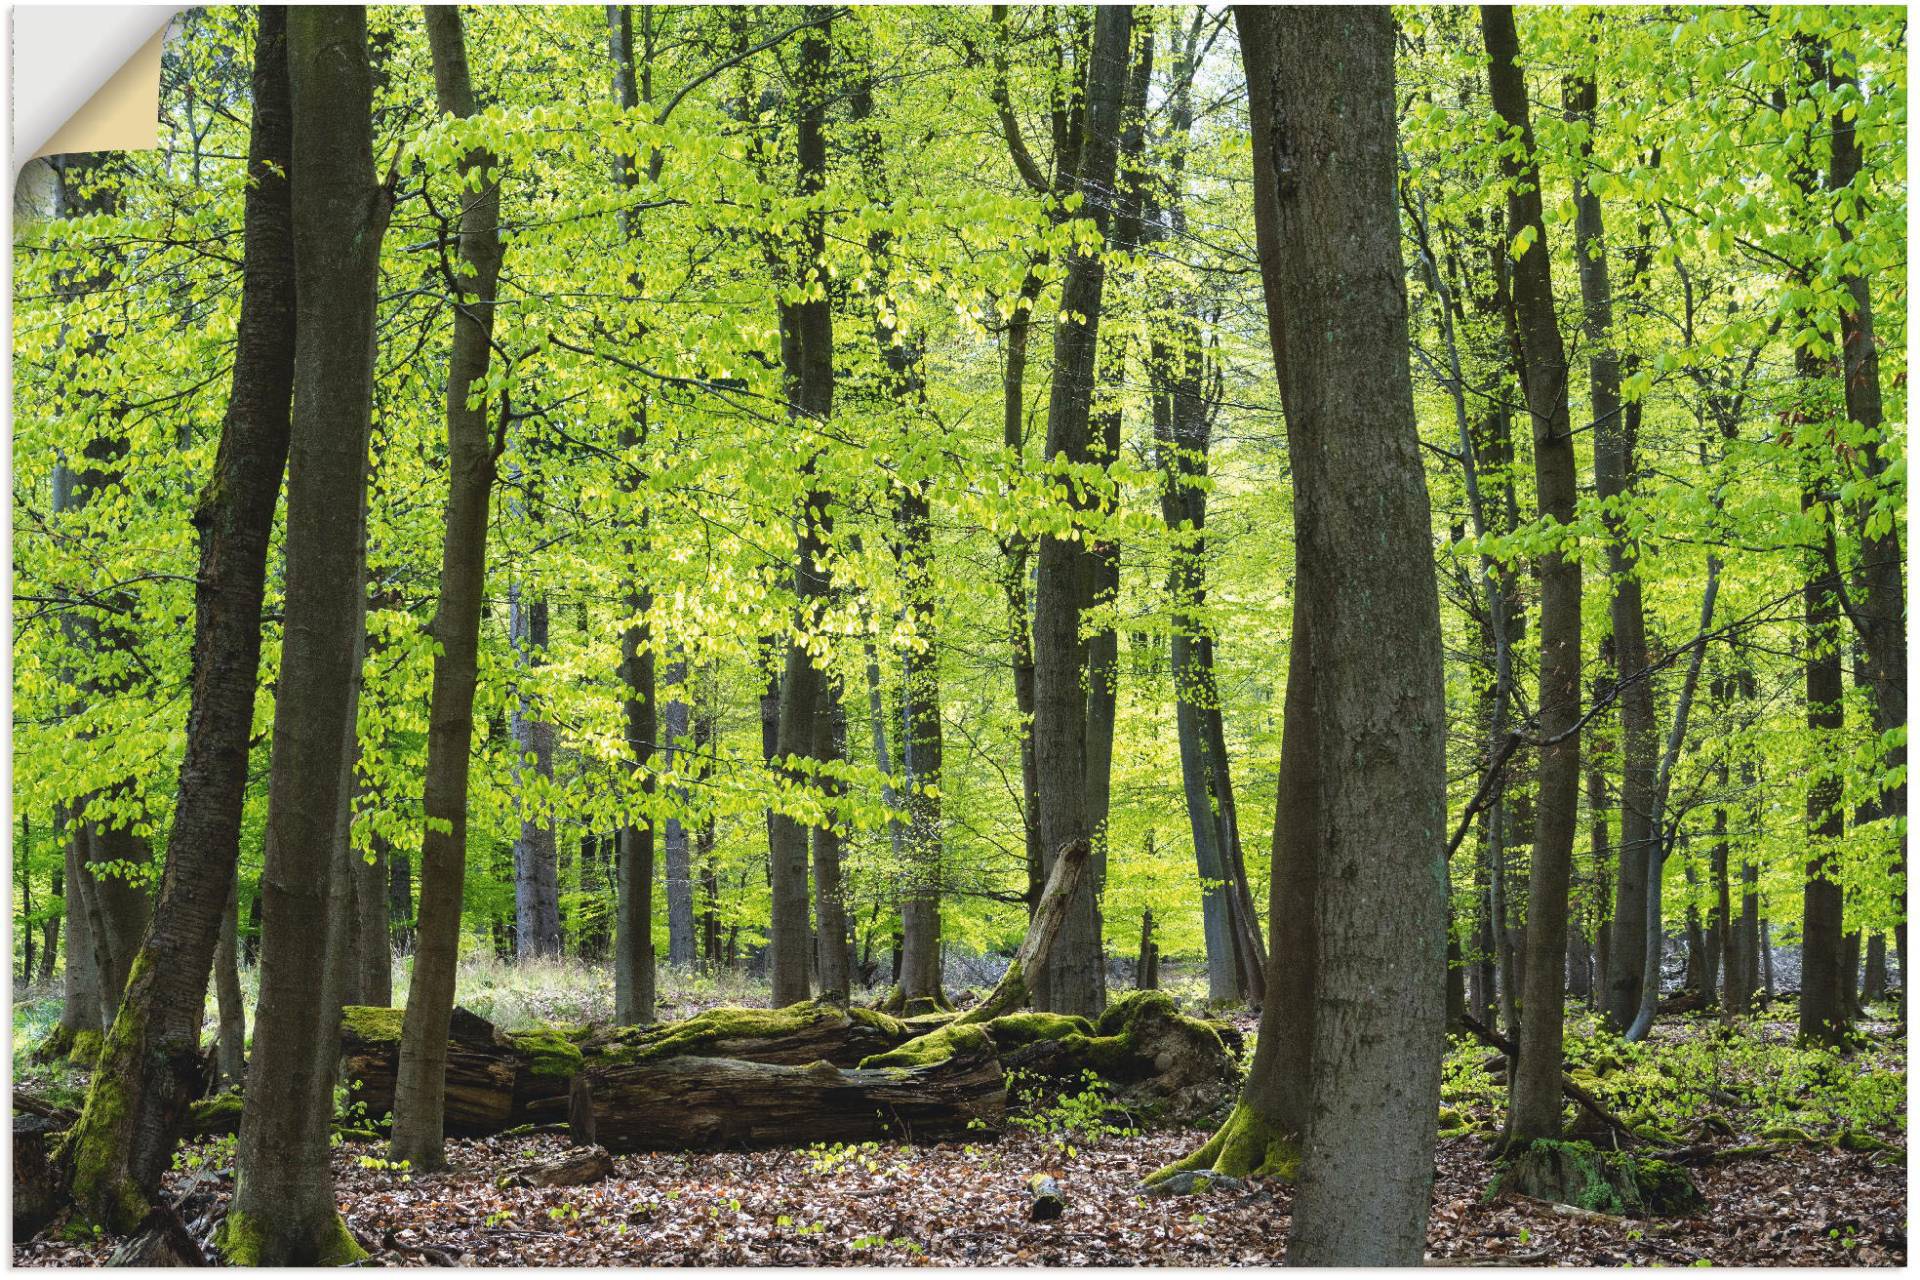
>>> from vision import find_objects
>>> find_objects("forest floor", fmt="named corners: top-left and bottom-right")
top-left (11, 971), bottom-right (1908, 1267)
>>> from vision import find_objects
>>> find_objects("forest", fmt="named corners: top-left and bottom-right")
top-left (8, 2), bottom-right (1908, 1268)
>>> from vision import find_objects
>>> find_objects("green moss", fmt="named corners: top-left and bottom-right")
top-left (599, 1000), bottom-right (851, 1065)
top-left (1096, 989), bottom-right (1176, 1037)
top-left (844, 1004), bottom-right (910, 1039)
top-left (32, 1024), bottom-right (77, 1064)
top-left (63, 1002), bottom-right (153, 1235)
top-left (1492, 1139), bottom-right (1704, 1218)
top-left (1144, 1102), bottom-right (1300, 1184)
top-left (217, 1207), bottom-right (367, 1266)
top-left (187, 1092), bottom-right (245, 1136)
top-left (67, 1029), bottom-right (103, 1069)
top-left (859, 1023), bottom-right (994, 1070)
top-left (985, 1012), bottom-right (1092, 1047)
top-left (507, 1028), bottom-right (585, 1079)
top-left (339, 1005), bottom-right (405, 1043)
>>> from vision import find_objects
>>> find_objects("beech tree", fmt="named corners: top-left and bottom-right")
top-left (223, 4), bottom-right (392, 1262)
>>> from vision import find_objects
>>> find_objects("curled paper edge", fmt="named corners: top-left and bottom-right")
top-left (12, 6), bottom-right (184, 177)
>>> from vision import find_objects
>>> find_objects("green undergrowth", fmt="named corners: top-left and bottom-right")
top-left (1439, 1008), bottom-right (1906, 1149)
top-left (1491, 1138), bottom-right (1705, 1218)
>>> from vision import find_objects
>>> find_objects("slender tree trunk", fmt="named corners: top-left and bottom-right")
top-left (1560, 72), bottom-right (1658, 1037)
top-left (391, 3), bottom-right (502, 1172)
top-left (1801, 499), bottom-right (1849, 1046)
top-left (766, 8), bottom-right (837, 1008)
top-left (62, 6), bottom-right (295, 1230)
top-left (1828, 57), bottom-right (1906, 1024)
top-left (1863, 933), bottom-right (1888, 1004)
top-left (511, 586), bottom-right (562, 958)
top-left (1157, 373), bottom-right (1236, 1004)
top-left (58, 824), bottom-right (101, 1039)
top-left (663, 655), bottom-right (696, 969)
top-left (226, 8), bottom-right (389, 1260)
top-left (214, 879), bottom-right (246, 1089)
top-left (812, 679), bottom-right (851, 1002)
top-left (1483, 3), bottom-right (1582, 1148)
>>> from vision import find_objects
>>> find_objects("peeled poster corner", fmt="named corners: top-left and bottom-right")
top-left (11, 6), bottom-right (184, 182)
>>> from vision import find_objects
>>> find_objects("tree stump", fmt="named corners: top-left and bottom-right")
top-left (106, 1205), bottom-right (206, 1267)
top-left (13, 1114), bottom-right (66, 1239)
top-left (1492, 1140), bottom-right (1705, 1218)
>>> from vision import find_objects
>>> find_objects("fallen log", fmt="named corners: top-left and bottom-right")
top-left (339, 1005), bottom-right (576, 1134)
top-left (13, 1089), bottom-right (79, 1126)
top-left (569, 1044), bottom-right (1006, 1153)
top-left (502, 1145), bottom-right (614, 1189)
top-left (582, 1000), bottom-right (913, 1072)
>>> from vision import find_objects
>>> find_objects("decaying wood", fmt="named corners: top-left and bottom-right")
top-left (13, 1114), bottom-right (66, 1239)
top-left (1027, 1173), bottom-right (1064, 1221)
top-left (502, 1145), bottom-right (614, 1189)
top-left (570, 1045), bottom-right (1006, 1153)
top-left (340, 1006), bottom-right (539, 1135)
top-left (583, 1001), bottom-right (914, 1070)
top-left (13, 1090), bottom-right (78, 1126)
top-left (959, 838), bottom-right (1091, 1024)
top-left (106, 1204), bottom-right (206, 1267)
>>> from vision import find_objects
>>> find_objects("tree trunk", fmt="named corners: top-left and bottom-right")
top-left (1800, 475), bottom-right (1848, 1049)
top-left (1156, 346), bottom-right (1237, 1005)
top-left (811, 680), bottom-right (851, 1002)
top-left (60, 1), bottom-right (295, 1235)
top-left (1080, 23), bottom-right (1151, 939)
top-left (1562, 67), bottom-right (1658, 1037)
top-left (1029, 4), bottom-right (1131, 1019)
top-left (1158, 14), bottom-right (1450, 1266)
top-left (390, 3), bottom-right (502, 1174)
top-left (226, 8), bottom-right (389, 1262)
top-left (214, 880), bottom-right (246, 1089)
top-left (1827, 56), bottom-right (1906, 1026)
top-left (1863, 933), bottom-right (1888, 1004)
top-left (765, 9), bottom-right (837, 1009)
top-left (511, 586), bottom-right (562, 958)
top-left (1483, 3), bottom-right (1582, 1148)
top-left (663, 655), bottom-right (696, 969)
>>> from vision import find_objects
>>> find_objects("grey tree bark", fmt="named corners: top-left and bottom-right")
top-left (58, 4), bottom-right (296, 1232)
top-left (1233, 8), bottom-right (1450, 1262)
top-left (1482, 3), bottom-right (1583, 1147)
top-left (392, 1), bottom-right (504, 1172)
top-left (510, 584), bottom-right (562, 958)
top-left (765, 7), bottom-right (837, 1008)
top-left (663, 655), bottom-right (696, 969)
top-left (1029, 3), bottom-right (1132, 1018)
top-left (227, 6), bottom-right (390, 1260)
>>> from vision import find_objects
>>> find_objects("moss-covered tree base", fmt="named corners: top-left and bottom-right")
top-left (1143, 1102), bottom-right (1300, 1185)
top-left (215, 1207), bottom-right (367, 1267)
top-left (1490, 1140), bottom-right (1705, 1218)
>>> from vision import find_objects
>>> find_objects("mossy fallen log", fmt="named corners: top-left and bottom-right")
top-left (582, 1000), bottom-right (912, 1071)
top-left (339, 1005), bottom-right (567, 1134)
top-left (568, 1043), bottom-right (1006, 1153)
top-left (863, 991), bottom-right (1242, 1126)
